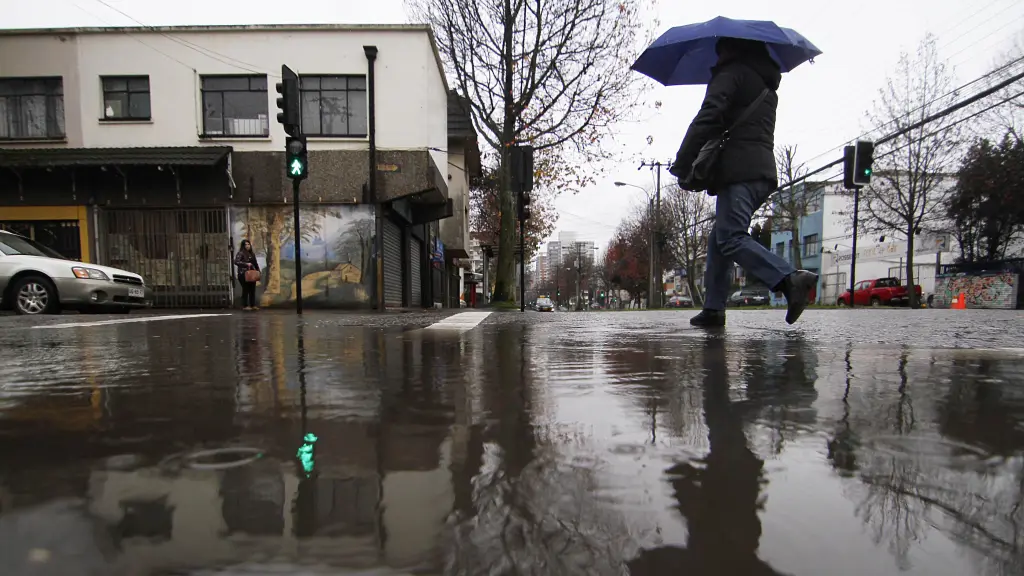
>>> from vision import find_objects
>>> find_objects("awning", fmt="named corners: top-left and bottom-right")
top-left (0, 146), bottom-right (232, 168)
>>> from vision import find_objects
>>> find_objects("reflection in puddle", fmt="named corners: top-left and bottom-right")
top-left (0, 315), bottom-right (1022, 575)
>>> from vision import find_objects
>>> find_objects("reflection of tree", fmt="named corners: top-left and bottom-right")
top-left (445, 326), bottom-right (635, 574)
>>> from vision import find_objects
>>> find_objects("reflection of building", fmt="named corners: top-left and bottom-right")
top-left (0, 24), bottom-right (465, 309)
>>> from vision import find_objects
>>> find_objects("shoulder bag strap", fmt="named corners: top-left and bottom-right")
top-left (724, 88), bottom-right (770, 136)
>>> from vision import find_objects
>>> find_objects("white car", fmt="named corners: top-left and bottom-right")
top-left (0, 229), bottom-right (151, 315)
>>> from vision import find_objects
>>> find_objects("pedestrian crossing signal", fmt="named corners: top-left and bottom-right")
top-left (286, 136), bottom-right (308, 181)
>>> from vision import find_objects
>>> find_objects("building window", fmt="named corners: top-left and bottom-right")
top-left (201, 75), bottom-right (269, 137)
top-left (775, 242), bottom-right (785, 257)
top-left (102, 76), bottom-right (151, 120)
top-left (0, 77), bottom-right (65, 140)
top-left (299, 75), bottom-right (367, 137)
top-left (802, 233), bottom-right (820, 257)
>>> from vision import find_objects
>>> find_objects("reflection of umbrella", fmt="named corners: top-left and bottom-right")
top-left (631, 16), bottom-right (822, 86)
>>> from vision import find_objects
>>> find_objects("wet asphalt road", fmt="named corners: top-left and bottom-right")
top-left (1, 308), bottom-right (1023, 575)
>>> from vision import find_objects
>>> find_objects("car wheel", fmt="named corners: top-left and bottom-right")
top-left (837, 299), bottom-right (845, 306)
top-left (13, 276), bottom-right (58, 315)
top-left (870, 297), bottom-right (882, 307)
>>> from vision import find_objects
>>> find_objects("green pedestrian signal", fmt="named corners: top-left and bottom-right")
top-left (286, 136), bottom-right (308, 181)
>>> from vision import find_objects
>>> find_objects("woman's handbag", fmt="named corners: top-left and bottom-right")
top-left (679, 88), bottom-right (770, 192)
top-left (244, 269), bottom-right (261, 283)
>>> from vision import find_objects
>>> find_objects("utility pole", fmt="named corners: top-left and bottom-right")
top-left (639, 159), bottom-right (671, 309)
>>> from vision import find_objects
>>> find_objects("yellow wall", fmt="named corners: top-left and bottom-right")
top-left (0, 206), bottom-right (92, 263)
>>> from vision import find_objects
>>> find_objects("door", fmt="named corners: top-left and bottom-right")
top-left (853, 281), bottom-right (870, 306)
top-left (99, 208), bottom-right (231, 308)
top-left (410, 236), bottom-right (423, 308)
top-left (383, 219), bottom-right (403, 308)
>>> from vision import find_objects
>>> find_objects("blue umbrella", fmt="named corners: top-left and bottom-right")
top-left (631, 16), bottom-right (822, 86)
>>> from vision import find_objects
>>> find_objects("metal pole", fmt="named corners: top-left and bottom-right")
top-left (520, 217), bottom-right (525, 312)
top-left (648, 197), bottom-right (655, 309)
top-left (654, 165), bottom-right (662, 309)
top-left (293, 178), bottom-right (303, 314)
top-left (848, 186), bottom-right (860, 308)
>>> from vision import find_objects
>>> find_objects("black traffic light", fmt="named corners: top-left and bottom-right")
top-left (853, 140), bottom-right (874, 186)
top-left (276, 65), bottom-right (300, 136)
top-left (843, 145), bottom-right (856, 189)
top-left (286, 136), bottom-right (308, 180)
top-left (510, 145), bottom-right (534, 193)
top-left (518, 190), bottom-right (532, 221)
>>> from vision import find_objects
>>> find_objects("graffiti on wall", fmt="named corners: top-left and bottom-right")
top-left (231, 205), bottom-right (375, 308)
top-left (934, 272), bottom-right (1019, 309)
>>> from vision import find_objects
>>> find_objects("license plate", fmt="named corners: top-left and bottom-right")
top-left (129, 288), bottom-right (145, 298)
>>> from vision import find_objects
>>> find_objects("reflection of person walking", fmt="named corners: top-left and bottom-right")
top-left (234, 239), bottom-right (261, 311)
top-left (670, 37), bottom-right (818, 328)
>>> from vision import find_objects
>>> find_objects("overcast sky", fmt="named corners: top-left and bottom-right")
top-left (5, 0), bottom-right (1024, 252)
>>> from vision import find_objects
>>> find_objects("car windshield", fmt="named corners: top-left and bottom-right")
top-left (0, 233), bottom-right (67, 259)
top-left (537, 298), bottom-right (552, 305)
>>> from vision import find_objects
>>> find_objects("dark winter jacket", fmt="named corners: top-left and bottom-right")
top-left (670, 51), bottom-right (782, 194)
top-left (234, 249), bottom-right (260, 276)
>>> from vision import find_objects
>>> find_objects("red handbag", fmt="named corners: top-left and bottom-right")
top-left (244, 269), bottom-right (261, 283)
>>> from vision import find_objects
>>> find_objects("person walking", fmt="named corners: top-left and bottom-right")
top-left (234, 239), bottom-right (261, 311)
top-left (670, 37), bottom-right (817, 327)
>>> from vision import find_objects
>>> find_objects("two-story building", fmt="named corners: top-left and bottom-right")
top-left (0, 24), bottom-right (474, 310)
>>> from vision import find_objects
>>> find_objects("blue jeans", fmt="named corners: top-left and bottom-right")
top-left (704, 180), bottom-right (795, 311)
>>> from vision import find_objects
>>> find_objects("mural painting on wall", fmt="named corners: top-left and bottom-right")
top-left (231, 205), bottom-right (375, 308)
top-left (934, 272), bottom-right (1019, 310)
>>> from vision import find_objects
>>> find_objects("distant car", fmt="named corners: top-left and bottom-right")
top-left (536, 297), bottom-right (554, 312)
top-left (837, 277), bottom-right (922, 307)
top-left (0, 229), bottom-right (151, 315)
top-left (666, 295), bottom-right (694, 308)
top-left (727, 288), bottom-right (770, 307)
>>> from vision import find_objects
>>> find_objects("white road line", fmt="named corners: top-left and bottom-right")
top-left (424, 311), bottom-right (492, 332)
top-left (31, 313), bottom-right (231, 329)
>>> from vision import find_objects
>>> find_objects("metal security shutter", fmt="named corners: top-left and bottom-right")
top-left (99, 208), bottom-right (231, 308)
top-left (383, 219), bottom-right (403, 308)
top-left (410, 237), bottom-right (423, 308)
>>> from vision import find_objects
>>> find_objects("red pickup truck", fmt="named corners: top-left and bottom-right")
top-left (837, 277), bottom-right (922, 307)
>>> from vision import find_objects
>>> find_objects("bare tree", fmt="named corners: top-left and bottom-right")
top-left (860, 35), bottom-right (962, 308)
top-left (406, 0), bottom-right (655, 303)
top-left (662, 184), bottom-right (714, 307)
top-left (980, 32), bottom-right (1024, 144)
top-left (773, 144), bottom-right (820, 270)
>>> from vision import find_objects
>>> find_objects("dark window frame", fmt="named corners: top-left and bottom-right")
top-left (298, 74), bottom-right (368, 138)
top-left (101, 75), bottom-right (152, 121)
top-left (0, 76), bottom-right (66, 141)
top-left (200, 74), bottom-right (269, 138)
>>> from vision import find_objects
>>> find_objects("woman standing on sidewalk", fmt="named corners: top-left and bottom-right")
top-left (234, 240), bottom-right (261, 311)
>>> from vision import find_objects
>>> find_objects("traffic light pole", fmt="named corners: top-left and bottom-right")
top-left (293, 178), bottom-right (303, 314)
top-left (848, 185), bottom-right (860, 309)
top-left (519, 217), bottom-right (525, 312)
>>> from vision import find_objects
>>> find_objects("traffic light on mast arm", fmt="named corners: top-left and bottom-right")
top-left (275, 65), bottom-right (300, 136)
top-left (518, 190), bottom-right (532, 221)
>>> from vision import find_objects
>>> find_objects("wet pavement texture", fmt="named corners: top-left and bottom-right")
top-left (0, 308), bottom-right (1023, 575)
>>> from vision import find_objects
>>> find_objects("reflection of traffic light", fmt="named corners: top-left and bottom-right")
top-left (286, 136), bottom-right (308, 180)
top-left (275, 65), bottom-right (300, 136)
top-left (296, 432), bottom-right (318, 477)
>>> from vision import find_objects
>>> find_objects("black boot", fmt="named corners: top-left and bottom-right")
top-left (776, 270), bottom-right (819, 325)
top-left (690, 309), bottom-right (726, 327)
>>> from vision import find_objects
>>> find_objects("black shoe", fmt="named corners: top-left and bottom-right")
top-left (690, 309), bottom-right (726, 327)
top-left (777, 270), bottom-right (819, 324)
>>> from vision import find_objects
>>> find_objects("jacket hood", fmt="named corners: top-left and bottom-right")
top-left (716, 52), bottom-right (782, 91)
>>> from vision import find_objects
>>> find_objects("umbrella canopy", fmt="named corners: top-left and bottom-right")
top-left (631, 16), bottom-right (822, 86)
